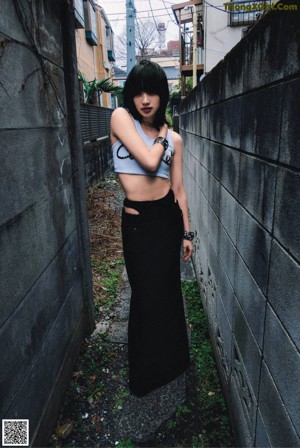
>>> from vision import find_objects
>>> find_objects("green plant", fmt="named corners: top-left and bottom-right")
top-left (78, 71), bottom-right (122, 104)
top-left (91, 257), bottom-right (124, 315)
top-left (167, 77), bottom-right (194, 122)
top-left (182, 280), bottom-right (234, 447)
top-left (166, 419), bottom-right (177, 430)
top-left (115, 439), bottom-right (134, 447)
top-left (175, 403), bottom-right (192, 419)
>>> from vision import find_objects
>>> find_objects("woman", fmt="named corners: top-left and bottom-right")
top-left (110, 60), bottom-right (194, 397)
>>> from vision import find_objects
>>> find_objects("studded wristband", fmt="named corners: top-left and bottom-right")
top-left (154, 136), bottom-right (169, 151)
top-left (183, 231), bottom-right (194, 241)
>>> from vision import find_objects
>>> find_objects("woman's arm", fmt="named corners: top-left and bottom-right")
top-left (110, 107), bottom-right (167, 172)
top-left (170, 131), bottom-right (193, 261)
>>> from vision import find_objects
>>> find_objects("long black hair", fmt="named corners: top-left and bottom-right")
top-left (123, 60), bottom-right (169, 129)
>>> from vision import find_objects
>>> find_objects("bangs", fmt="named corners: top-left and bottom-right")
top-left (130, 64), bottom-right (163, 96)
top-left (123, 60), bottom-right (169, 128)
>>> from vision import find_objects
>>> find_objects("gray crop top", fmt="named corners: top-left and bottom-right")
top-left (111, 116), bottom-right (174, 179)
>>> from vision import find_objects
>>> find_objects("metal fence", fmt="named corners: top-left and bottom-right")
top-left (80, 103), bottom-right (113, 143)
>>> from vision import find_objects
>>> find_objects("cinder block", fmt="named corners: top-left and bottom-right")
top-left (0, 43), bottom-right (66, 129)
top-left (243, 6), bottom-right (300, 90)
top-left (259, 7), bottom-right (300, 85)
top-left (274, 167), bottom-right (300, 262)
top-left (0, 128), bottom-right (71, 226)
top-left (219, 145), bottom-right (240, 197)
top-left (279, 78), bottom-right (300, 170)
top-left (217, 222), bottom-right (236, 287)
top-left (238, 154), bottom-right (277, 232)
top-left (201, 140), bottom-right (222, 181)
top-left (234, 252), bottom-right (267, 349)
top-left (0, 184), bottom-right (77, 325)
top-left (236, 205), bottom-right (272, 295)
top-left (231, 335), bottom-right (258, 441)
top-left (33, 0), bottom-right (64, 65)
top-left (206, 201), bottom-right (220, 251)
top-left (220, 186), bottom-right (238, 245)
top-left (215, 257), bottom-right (234, 326)
top-left (197, 189), bottom-right (209, 234)
top-left (205, 59), bottom-right (225, 104)
top-left (200, 106), bottom-right (210, 139)
top-left (4, 276), bottom-right (84, 431)
top-left (208, 103), bottom-right (223, 143)
top-left (216, 292), bottom-right (232, 381)
top-left (227, 372), bottom-right (254, 447)
top-left (242, 29), bottom-right (263, 93)
top-left (255, 410), bottom-right (271, 448)
top-left (0, 231), bottom-right (80, 416)
top-left (258, 361), bottom-right (300, 447)
top-left (207, 172), bottom-right (221, 217)
top-left (222, 50), bottom-right (244, 100)
top-left (233, 300), bottom-right (262, 399)
top-left (222, 98), bottom-right (242, 149)
top-left (268, 240), bottom-right (300, 350)
top-left (189, 134), bottom-right (203, 163)
top-left (240, 85), bottom-right (283, 161)
top-left (263, 304), bottom-right (300, 433)
top-left (0, 0), bottom-right (29, 43)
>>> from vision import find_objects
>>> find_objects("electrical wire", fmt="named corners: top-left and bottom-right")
top-left (161, 0), bottom-right (178, 25)
top-left (148, 0), bottom-right (158, 26)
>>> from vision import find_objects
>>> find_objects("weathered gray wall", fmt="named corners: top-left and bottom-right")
top-left (179, 2), bottom-right (300, 446)
top-left (0, 1), bottom-right (94, 445)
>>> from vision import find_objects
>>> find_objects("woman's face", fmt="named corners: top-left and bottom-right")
top-left (133, 92), bottom-right (160, 122)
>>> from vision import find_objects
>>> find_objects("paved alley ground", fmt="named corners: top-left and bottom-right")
top-left (49, 175), bottom-right (233, 448)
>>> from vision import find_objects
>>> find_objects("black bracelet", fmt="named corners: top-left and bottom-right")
top-left (183, 231), bottom-right (194, 241)
top-left (154, 136), bottom-right (169, 151)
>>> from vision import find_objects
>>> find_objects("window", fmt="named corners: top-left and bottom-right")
top-left (84, 0), bottom-right (98, 45)
top-left (106, 26), bottom-right (115, 61)
top-left (74, 0), bottom-right (84, 28)
top-left (225, 0), bottom-right (272, 26)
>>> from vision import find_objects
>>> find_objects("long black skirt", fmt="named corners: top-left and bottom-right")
top-left (121, 189), bottom-right (190, 397)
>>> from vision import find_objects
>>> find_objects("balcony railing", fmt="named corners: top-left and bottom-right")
top-left (80, 104), bottom-right (113, 143)
top-left (225, 0), bottom-right (272, 26)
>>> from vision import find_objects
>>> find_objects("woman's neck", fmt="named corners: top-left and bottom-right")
top-left (141, 119), bottom-right (156, 128)
top-left (140, 120), bottom-right (159, 138)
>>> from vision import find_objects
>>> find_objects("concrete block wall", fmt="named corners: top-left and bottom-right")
top-left (179, 2), bottom-right (300, 446)
top-left (0, 1), bottom-right (94, 445)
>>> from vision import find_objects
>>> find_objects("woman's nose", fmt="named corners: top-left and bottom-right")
top-left (141, 93), bottom-right (150, 104)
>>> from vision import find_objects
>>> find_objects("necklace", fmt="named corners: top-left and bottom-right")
top-left (141, 119), bottom-right (156, 128)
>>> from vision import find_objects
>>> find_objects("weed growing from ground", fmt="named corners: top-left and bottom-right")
top-left (182, 280), bottom-right (234, 447)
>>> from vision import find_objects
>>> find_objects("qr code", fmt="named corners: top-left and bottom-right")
top-left (2, 420), bottom-right (29, 446)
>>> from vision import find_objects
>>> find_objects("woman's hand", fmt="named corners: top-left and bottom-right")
top-left (159, 123), bottom-right (168, 138)
top-left (182, 239), bottom-right (193, 261)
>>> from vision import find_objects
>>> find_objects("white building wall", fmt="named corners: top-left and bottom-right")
top-left (203, 0), bottom-right (242, 73)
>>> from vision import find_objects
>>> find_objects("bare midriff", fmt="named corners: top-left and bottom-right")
top-left (118, 173), bottom-right (170, 201)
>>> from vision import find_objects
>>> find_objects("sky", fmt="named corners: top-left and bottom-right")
top-left (95, 0), bottom-right (181, 44)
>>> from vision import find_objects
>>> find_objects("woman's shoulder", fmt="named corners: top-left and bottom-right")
top-left (111, 107), bottom-right (130, 119)
top-left (169, 129), bottom-right (182, 146)
top-left (111, 108), bottom-right (136, 131)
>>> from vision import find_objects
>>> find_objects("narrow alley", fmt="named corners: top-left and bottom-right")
top-left (49, 175), bottom-right (234, 448)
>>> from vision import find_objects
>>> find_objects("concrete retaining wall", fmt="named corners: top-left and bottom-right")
top-left (0, 1), bottom-right (94, 445)
top-left (179, 2), bottom-right (300, 446)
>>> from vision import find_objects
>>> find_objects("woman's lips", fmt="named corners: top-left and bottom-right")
top-left (141, 108), bottom-right (152, 113)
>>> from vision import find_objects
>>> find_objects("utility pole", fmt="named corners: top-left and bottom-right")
top-left (126, 0), bottom-right (136, 73)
